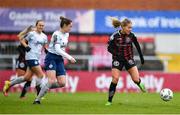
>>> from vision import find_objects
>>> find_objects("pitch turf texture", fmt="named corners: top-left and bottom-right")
top-left (0, 92), bottom-right (180, 114)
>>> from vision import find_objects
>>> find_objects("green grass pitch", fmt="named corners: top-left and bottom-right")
top-left (0, 92), bottom-right (180, 114)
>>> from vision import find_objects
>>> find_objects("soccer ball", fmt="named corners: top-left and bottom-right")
top-left (160, 88), bottom-right (173, 101)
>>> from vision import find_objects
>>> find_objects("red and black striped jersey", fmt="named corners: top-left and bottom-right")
top-left (108, 30), bottom-right (144, 61)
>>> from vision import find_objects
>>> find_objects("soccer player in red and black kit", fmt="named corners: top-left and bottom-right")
top-left (105, 18), bottom-right (146, 106)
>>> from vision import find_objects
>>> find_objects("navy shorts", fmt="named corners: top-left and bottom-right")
top-left (26, 60), bottom-right (40, 68)
top-left (112, 59), bottom-right (136, 71)
top-left (44, 52), bottom-right (66, 76)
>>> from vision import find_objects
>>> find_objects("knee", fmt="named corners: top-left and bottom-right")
top-left (38, 74), bottom-right (44, 78)
top-left (36, 71), bottom-right (44, 78)
top-left (112, 76), bottom-right (119, 84)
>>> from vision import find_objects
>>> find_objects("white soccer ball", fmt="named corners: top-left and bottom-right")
top-left (160, 88), bottom-right (173, 101)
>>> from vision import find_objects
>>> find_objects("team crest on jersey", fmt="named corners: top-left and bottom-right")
top-left (49, 64), bottom-right (53, 68)
top-left (113, 61), bottom-right (120, 66)
top-left (128, 60), bottom-right (134, 65)
top-left (19, 62), bottom-right (25, 68)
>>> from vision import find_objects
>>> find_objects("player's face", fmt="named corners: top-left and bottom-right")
top-left (123, 23), bottom-right (132, 35)
top-left (64, 22), bottom-right (72, 33)
top-left (36, 21), bottom-right (45, 33)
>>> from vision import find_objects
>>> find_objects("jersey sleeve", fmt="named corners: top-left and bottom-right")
top-left (107, 34), bottom-right (116, 55)
top-left (55, 44), bottom-right (72, 60)
top-left (52, 32), bottom-right (61, 45)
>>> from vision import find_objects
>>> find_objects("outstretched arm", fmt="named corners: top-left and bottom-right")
top-left (54, 44), bottom-right (76, 63)
top-left (133, 35), bottom-right (144, 64)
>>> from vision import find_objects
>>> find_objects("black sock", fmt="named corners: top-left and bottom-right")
top-left (108, 82), bottom-right (117, 102)
top-left (134, 78), bottom-right (141, 86)
top-left (20, 81), bottom-right (31, 98)
top-left (35, 85), bottom-right (41, 96)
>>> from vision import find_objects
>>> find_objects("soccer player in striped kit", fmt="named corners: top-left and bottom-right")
top-left (3, 20), bottom-right (48, 97)
top-left (105, 18), bottom-right (146, 106)
top-left (33, 16), bottom-right (76, 104)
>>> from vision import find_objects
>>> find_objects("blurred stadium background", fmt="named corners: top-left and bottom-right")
top-left (0, 0), bottom-right (180, 93)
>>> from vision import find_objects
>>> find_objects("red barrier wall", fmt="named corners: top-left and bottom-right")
top-left (0, 70), bottom-right (180, 93)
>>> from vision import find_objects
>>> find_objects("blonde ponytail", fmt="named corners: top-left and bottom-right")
top-left (110, 17), bottom-right (121, 28)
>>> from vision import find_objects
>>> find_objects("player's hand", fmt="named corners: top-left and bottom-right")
top-left (140, 57), bottom-right (145, 65)
top-left (70, 57), bottom-right (76, 63)
top-left (25, 46), bottom-right (31, 52)
top-left (44, 48), bottom-right (48, 54)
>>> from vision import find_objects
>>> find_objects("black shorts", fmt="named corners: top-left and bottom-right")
top-left (16, 59), bottom-right (27, 71)
top-left (112, 59), bottom-right (136, 71)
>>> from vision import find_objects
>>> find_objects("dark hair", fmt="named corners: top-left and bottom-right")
top-left (60, 16), bottom-right (72, 28)
top-left (35, 20), bottom-right (44, 26)
top-left (111, 18), bottom-right (132, 28)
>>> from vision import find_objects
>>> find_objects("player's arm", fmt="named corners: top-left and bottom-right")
top-left (20, 32), bottom-right (32, 52)
top-left (53, 34), bottom-right (76, 63)
top-left (44, 43), bottom-right (48, 54)
top-left (43, 35), bottom-right (49, 54)
top-left (132, 34), bottom-right (144, 64)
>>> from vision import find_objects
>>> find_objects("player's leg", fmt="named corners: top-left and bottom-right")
top-left (16, 61), bottom-right (32, 98)
top-left (30, 65), bottom-right (44, 95)
top-left (106, 68), bottom-right (120, 106)
top-left (16, 68), bottom-right (26, 77)
top-left (41, 59), bottom-right (66, 90)
top-left (33, 55), bottom-right (57, 104)
top-left (9, 60), bottom-right (38, 88)
top-left (29, 60), bottom-right (45, 95)
top-left (3, 61), bottom-right (26, 96)
top-left (33, 59), bottom-right (66, 104)
top-left (106, 60), bottom-right (123, 106)
top-left (34, 75), bottom-right (66, 104)
top-left (11, 68), bottom-right (33, 86)
top-left (33, 70), bottom-right (56, 104)
top-left (127, 66), bottom-right (146, 92)
top-left (3, 68), bottom-right (33, 96)
top-left (20, 73), bottom-right (33, 99)
top-left (16, 68), bottom-right (27, 98)
top-left (30, 64), bottom-right (44, 85)
top-left (20, 69), bottom-right (42, 98)
top-left (20, 80), bottom-right (32, 98)
top-left (51, 61), bottom-right (66, 89)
